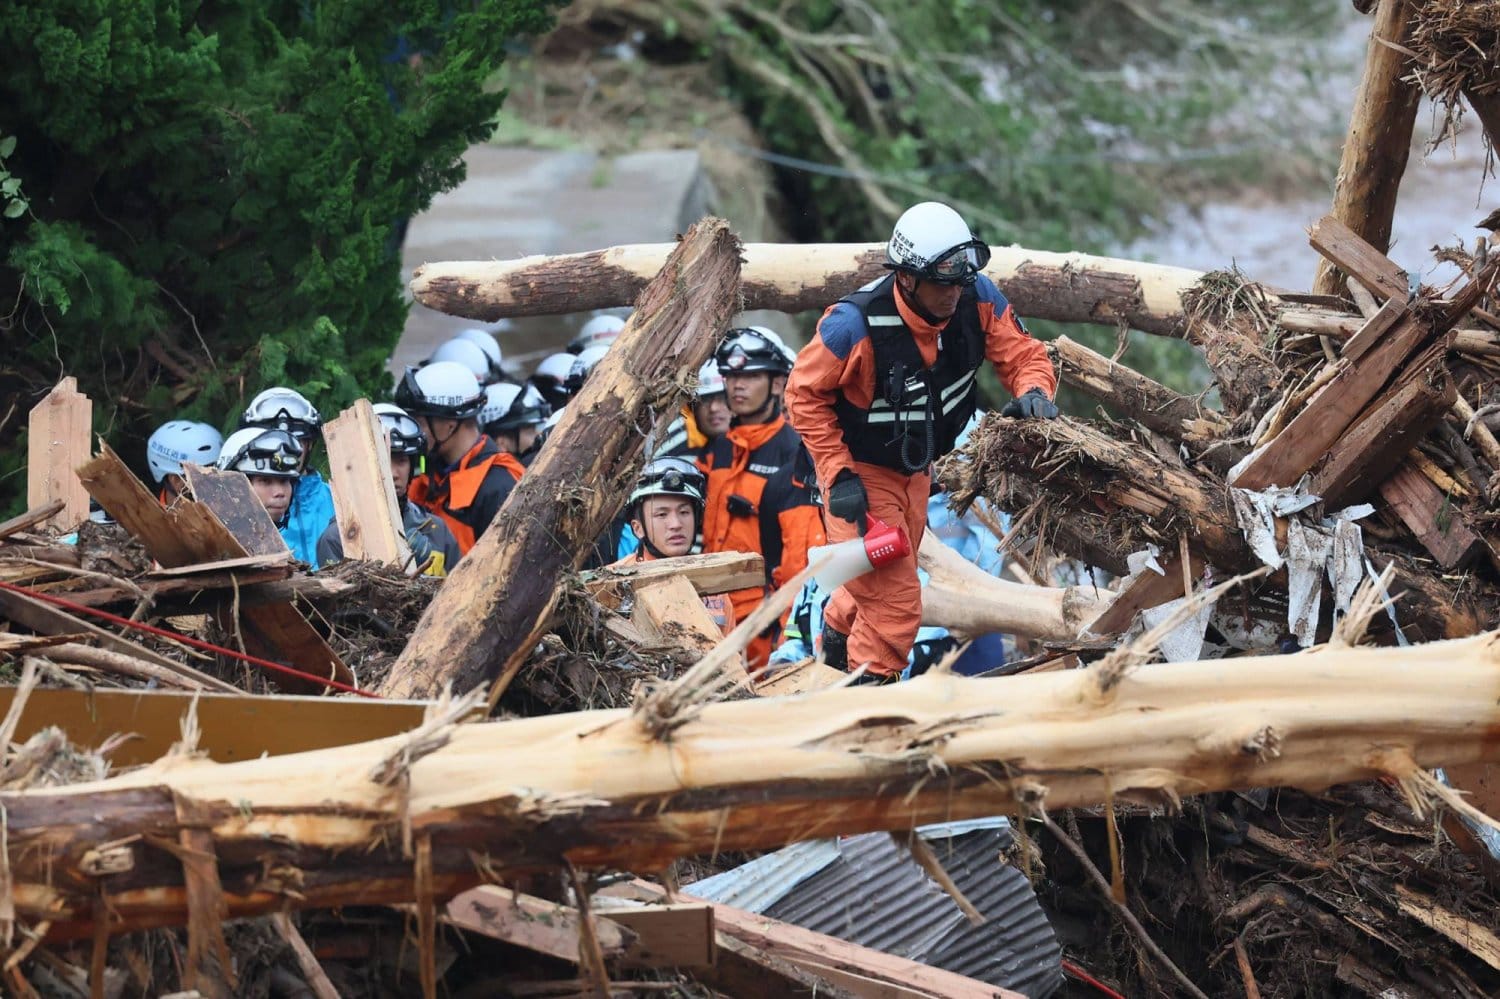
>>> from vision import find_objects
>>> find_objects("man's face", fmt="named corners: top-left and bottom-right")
top-left (693, 393), bottom-right (732, 438)
top-left (898, 273), bottom-right (964, 320)
top-left (634, 496), bottom-right (695, 557)
top-left (724, 372), bottom-right (785, 418)
top-left (248, 475), bottom-right (294, 521)
top-left (493, 425), bottom-right (540, 456)
top-left (390, 454), bottom-right (413, 495)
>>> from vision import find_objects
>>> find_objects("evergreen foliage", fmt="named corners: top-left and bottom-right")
top-left (0, 0), bottom-right (556, 514)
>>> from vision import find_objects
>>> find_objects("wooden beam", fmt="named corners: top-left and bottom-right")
top-left (754, 659), bottom-right (849, 697)
top-left (1086, 551), bottom-right (1204, 636)
top-left (1310, 215), bottom-right (1411, 303)
top-left (0, 501), bottom-right (66, 542)
top-left (443, 885), bottom-right (632, 964)
top-left (26, 377), bottom-right (92, 533)
top-left (1311, 0), bottom-right (1421, 296)
top-left (597, 902), bottom-right (715, 969)
top-left (703, 932), bottom-right (861, 999)
top-left (379, 218), bottom-right (744, 701)
top-left (631, 575), bottom-right (730, 660)
top-left (584, 551), bottom-right (765, 605)
top-left (1309, 345), bottom-right (1455, 507)
top-left (322, 400), bottom-right (410, 566)
top-left (1378, 463), bottom-right (1485, 570)
top-left (184, 465), bottom-right (288, 558)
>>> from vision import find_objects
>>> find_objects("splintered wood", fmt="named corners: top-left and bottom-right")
top-left (323, 400), bottom-right (411, 567)
top-left (25, 378), bottom-right (91, 533)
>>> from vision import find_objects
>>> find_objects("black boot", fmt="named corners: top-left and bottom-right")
top-left (820, 626), bottom-right (849, 671)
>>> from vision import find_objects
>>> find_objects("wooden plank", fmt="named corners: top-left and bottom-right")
top-left (1378, 463), bottom-right (1485, 569)
top-left (584, 551), bottom-right (765, 605)
top-left (755, 659), bottom-right (849, 697)
top-left (675, 887), bottom-right (1021, 999)
top-left (146, 552), bottom-right (293, 577)
top-left (598, 902), bottom-right (715, 969)
top-left (1087, 551), bottom-right (1204, 636)
top-left (0, 500), bottom-right (66, 542)
top-left (444, 885), bottom-right (632, 963)
top-left (632, 575), bottom-right (728, 659)
top-left (236, 602), bottom-right (354, 693)
top-left (703, 933), bottom-right (861, 999)
top-left (1309, 346), bottom-right (1455, 507)
top-left (1231, 311), bottom-right (1431, 491)
top-left (1339, 296), bottom-right (1405, 364)
top-left (26, 378), bottom-right (92, 533)
top-left (184, 464), bottom-right (288, 558)
top-left (1395, 885), bottom-right (1500, 972)
top-left (1308, 215), bottom-right (1409, 302)
top-left (322, 400), bottom-right (409, 565)
top-left (0, 687), bottom-right (433, 768)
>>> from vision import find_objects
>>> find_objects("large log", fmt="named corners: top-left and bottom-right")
top-left (378, 219), bottom-right (744, 700)
top-left (942, 415), bottom-right (1487, 642)
top-left (412, 242), bottom-right (1206, 335)
top-left (1313, 0), bottom-right (1421, 296)
top-left (10, 635), bottom-right (1500, 939)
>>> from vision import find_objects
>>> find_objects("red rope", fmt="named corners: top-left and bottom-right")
top-left (1063, 959), bottom-right (1128, 999)
top-left (0, 578), bottom-right (378, 698)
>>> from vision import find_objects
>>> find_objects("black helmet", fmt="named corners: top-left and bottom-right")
top-left (716, 327), bottom-right (792, 377)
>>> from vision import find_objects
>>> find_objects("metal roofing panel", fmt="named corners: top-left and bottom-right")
top-left (685, 838), bottom-right (839, 913)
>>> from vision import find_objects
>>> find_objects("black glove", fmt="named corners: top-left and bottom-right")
top-left (1001, 387), bottom-right (1059, 420)
top-left (826, 469), bottom-right (869, 536)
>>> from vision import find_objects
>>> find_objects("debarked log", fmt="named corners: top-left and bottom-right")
top-left (10, 635), bottom-right (1500, 940)
top-left (939, 415), bottom-right (1488, 641)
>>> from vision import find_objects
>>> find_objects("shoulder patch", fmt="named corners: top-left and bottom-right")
top-left (817, 302), bottom-right (869, 361)
top-left (972, 273), bottom-right (1009, 309)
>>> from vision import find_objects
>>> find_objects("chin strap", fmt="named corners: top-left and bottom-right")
top-left (897, 278), bottom-right (946, 326)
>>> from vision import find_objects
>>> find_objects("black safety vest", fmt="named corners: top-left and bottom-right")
top-left (831, 274), bottom-right (985, 472)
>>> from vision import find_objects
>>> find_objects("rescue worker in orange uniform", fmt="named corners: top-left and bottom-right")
top-left (785, 202), bottom-right (1059, 681)
top-left (611, 457), bottom-right (732, 634)
top-left (396, 360), bottom-right (525, 556)
top-left (702, 327), bottom-right (826, 668)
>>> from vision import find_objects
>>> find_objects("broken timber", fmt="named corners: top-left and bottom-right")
top-left (322, 400), bottom-right (411, 567)
top-left (378, 217), bottom-right (744, 701)
top-left (25, 378), bottom-right (91, 534)
top-left (10, 636), bottom-right (1500, 939)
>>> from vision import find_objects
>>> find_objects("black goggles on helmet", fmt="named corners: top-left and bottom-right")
top-left (914, 239), bottom-right (992, 286)
top-left (716, 328), bottom-right (786, 373)
top-left (235, 433), bottom-right (302, 474)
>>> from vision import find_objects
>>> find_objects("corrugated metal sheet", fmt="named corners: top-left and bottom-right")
top-left (687, 819), bottom-right (1062, 998)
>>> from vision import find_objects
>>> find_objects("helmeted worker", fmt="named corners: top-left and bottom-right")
top-left (568, 313), bottom-right (626, 354)
top-left (611, 457), bottom-right (732, 634)
top-left (146, 420), bottom-right (223, 504)
top-left (395, 360), bottom-right (525, 555)
top-left (564, 344), bottom-right (610, 396)
top-left (240, 387), bottom-right (335, 568)
top-left (316, 403), bottom-right (461, 575)
top-left (701, 327), bottom-right (826, 667)
top-left (785, 201), bottom-right (1058, 681)
top-left (216, 428), bottom-right (310, 562)
top-left (657, 358), bottom-right (732, 461)
top-left (480, 382), bottom-right (552, 466)
top-left (529, 352), bottom-right (577, 413)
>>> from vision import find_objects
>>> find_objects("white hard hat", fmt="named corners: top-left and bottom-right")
top-left (216, 427), bottom-right (302, 478)
top-left (147, 420), bottom-right (223, 483)
top-left (565, 344), bottom-right (610, 392)
top-left (482, 383), bottom-right (550, 430)
top-left (628, 456), bottom-right (706, 509)
top-left (242, 387), bottom-right (321, 438)
top-left (885, 201), bottom-right (990, 285)
top-left (749, 326), bottom-right (797, 370)
top-left (372, 403), bottom-right (425, 456)
top-left (429, 338), bottom-right (492, 381)
top-left (454, 328), bottom-right (504, 376)
top-left (696, 358), bottom-right (726, 398)
top-left (568, 314), bottom-right (626, 353)
top-left (533, 352), bottom-right (576, 384)
top-left (394, 361), bottom-right (485, 419)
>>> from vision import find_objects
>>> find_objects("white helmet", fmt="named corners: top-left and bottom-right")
top-left (242, 387), bottom-right (321, 441)
top-left (695, 358), bottom-right (726, 398)
top-left (533, 352), bottom-right (576, 384)
top-left (372, 403), bottom-right (425, 457)
top-left (628, 456), bottom-right (707, 509)
top-left (482, 383), bottom-right (550, 431)
top-left (565, 344), bottom-right (610, 393)
top-left (454, 328), bottom-right (506, 381)
top-left (216, 427), bottom-right (302, 478)
top-left (885, 201), bottom-right (990, 285)
top-left (751, 326), bottom-right (798, 370)
top-left (542, 407), bottom-right (565, 433)
top-left (147, 420), bottom-right (223, 483)
top-left (429, 337), bottom-right (492, 382)
top-left (568, 314), bottom-right (626, 353)
top-left (394, 361), bottom-right (485, 420)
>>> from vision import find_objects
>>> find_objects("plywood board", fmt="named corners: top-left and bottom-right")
top-left (323, 400), bottom-right (410, 565)
top-left (26, 377), bottom-right (92, 532)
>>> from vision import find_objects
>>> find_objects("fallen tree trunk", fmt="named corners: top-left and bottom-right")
top-left (412, 242), bottom-right (1209, 336)
top-left (11, 635), bottom-right (1500, 939)
top-left (917, 532), bottom-right (1109, 641)
top-left (941, 415), bottom-right (1488, 641)
top-left (1313, 0), bottom-right (1421, 297)
top-left (378, 218), bottom-right (743, 700)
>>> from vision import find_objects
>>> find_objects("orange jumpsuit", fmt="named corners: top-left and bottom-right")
top-left (408, 435), bottom-right (524, 555)
top-left (701, 417), bottom-right (825, 668)
top-left (784, 273), bottom-right (1056, 675)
